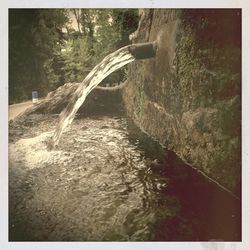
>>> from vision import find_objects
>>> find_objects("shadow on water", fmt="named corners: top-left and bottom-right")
top-left (126, 118), bottom-right (241, 241)
top-left (9, 114), bottom-right (241, 241)
top-left (153, 152), bottom-right (241, 241)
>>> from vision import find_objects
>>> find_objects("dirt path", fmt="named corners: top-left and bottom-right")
top-left (8, 100), bottom-right (45, 121)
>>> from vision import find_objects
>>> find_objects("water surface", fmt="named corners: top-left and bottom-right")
top-left (9, 114), bottom-right (241, 241)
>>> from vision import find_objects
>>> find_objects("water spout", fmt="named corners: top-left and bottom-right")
top-left (128, 42), bottom-right (157, 60)
top-left (49, 42), bottom-right (157, 149)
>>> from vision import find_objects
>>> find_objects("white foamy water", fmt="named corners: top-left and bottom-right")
top-left (9, 116), bottom-right (241, 241)
top-left (9, 131), bottom-right (72, 169)
top-left (51, 46), bottom-right (135, 147)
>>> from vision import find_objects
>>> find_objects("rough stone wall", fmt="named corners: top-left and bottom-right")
top-left (122, 9), bottom-right (241, 194)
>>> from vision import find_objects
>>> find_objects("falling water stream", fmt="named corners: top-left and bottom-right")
top-left (50, 46), bottom-right (135, 148)
top-left (9, 44), bottom-right (241, 241)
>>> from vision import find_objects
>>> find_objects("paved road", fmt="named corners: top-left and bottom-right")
top-left (9, 101), bottom-right (34, 121)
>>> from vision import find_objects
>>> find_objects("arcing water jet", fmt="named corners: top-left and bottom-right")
top-left (49, 42), bottom-right (157, 149)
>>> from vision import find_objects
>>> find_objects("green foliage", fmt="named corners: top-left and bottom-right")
top-left (93, 9), bottom-right (121, 61)
top-left (9, 8), bottom-right (139, 103)
top-left (9, 9), bottom-right (68, 103)
top-left (61, 37), bottom-right (91, 82)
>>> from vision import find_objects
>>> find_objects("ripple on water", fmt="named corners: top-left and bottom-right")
top-left (9, 116), bottom-right (178, 241)
top-left (9, 115), bottom-right (242, 241)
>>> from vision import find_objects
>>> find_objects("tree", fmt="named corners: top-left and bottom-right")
top-left (9, 9), bottom-right (68, 103)
top-left (9, 9), bottom-right (139, 103)
top-left (72, 9), bottom-right (82, 33)
top-left (59, 9), bottom-right (138, 85)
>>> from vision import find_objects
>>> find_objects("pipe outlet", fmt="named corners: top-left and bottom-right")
top-left (128, 41), bottom-right (157, 60)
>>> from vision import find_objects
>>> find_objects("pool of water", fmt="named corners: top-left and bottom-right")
top-left (9, 114), bottom-right (241, 241)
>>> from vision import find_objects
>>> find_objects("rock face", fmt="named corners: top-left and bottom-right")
top-left (122, 9), bottom-right (241, 194)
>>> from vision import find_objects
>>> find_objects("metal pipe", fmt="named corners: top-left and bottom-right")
top-left (128, 41), bottom-right (157, 60)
